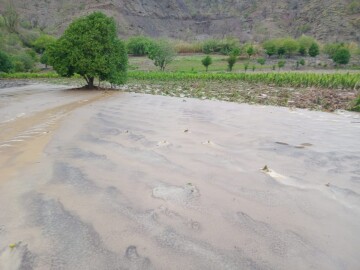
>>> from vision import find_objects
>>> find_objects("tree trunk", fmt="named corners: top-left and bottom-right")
top-left (83, 76), bottom-right (95, 89)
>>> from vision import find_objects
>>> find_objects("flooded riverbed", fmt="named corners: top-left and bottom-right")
top-left (0, 82), bottom-right (359, 269)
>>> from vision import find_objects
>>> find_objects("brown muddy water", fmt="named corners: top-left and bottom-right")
top-left (0, 81), bottom-right (359, 270)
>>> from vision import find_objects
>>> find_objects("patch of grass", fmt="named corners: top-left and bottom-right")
top-left (0, 72), bottom-right (60, 79)
top-left (128, 71), bottom-right (360, 90)
top-left (351, 96), bottom-right (360, 111)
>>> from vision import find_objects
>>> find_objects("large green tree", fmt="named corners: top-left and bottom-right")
top-left (47, 12), bottom-right (127, 88)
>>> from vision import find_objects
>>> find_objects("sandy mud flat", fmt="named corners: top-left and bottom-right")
top-left (0, 82), bottom-right (359, 270)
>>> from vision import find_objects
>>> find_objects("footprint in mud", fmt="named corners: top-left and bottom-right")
top-left (0, 242), bottom-right (34, 270)
top-left (152, 183), bottom-right (200, 207)
top-left (124, 246), bottom-right (153, 270)
top-left (156, 206), bottom-right (202, 232)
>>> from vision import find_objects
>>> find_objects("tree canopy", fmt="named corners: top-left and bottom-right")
top-left (147, 40), bottom-right (176, 71)
top-left (201, 55), bottom-right (212, 72)
top-left (47, 12), bottom-right (127, 88)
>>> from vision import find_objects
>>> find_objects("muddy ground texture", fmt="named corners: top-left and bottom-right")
top-left (0, 81), bottom-right (359, 270)
top-left (3, 78), bottom-right (358, 112)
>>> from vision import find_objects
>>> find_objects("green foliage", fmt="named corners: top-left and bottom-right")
top-left (347, 1), bottom-right (360, 14)
top-left (323, 43), bottom-right (344, 58)
top-left (126, 36), bottom-right (153, 56)
top-left (219, 37), bottom-right (240, 55)
top-left (227, 55), bottom-right (237, 71)
top-left (32, 35), bottom-right (56, 54)
top-left (230, 47), bottom-right (241, 57)
top-left (257, 58), bottom-right (266, 65)
top-left (0, 51), bottom-right (13, 72)
top-left (47, 12), bottom-right (128, 88)
top-left (147, 39), bottom-right (176, 71)
top-left (298, 45), bottom-right (307, 56)
top-left (201, 55), bottom-right (212, 72)
top-left (263, 40), bottom-right (277, 57)
top-left (202, 39), bottom-right (219, 54)
top-left (351, 96), bottom-right (360, 112)
top-left (297, 35), bottom-right (316, 51)
top-left (252, 65), bottom-right (256, 72)
top-left (246, 45), bottom-right (255, 58)
top-left (202, 38), bottom-right (240, 55)
top-left (308, 42), bottom-right (320, 57)
top-left (128, 71), bottom-right (360, 90)
top-left (299, 59), bottom-right (305, 65)
top-left (0, 72), bottom-right (59, 79)
top-left (282, 38), bottom-right (299, 57)
top-left (278, 60), bottom-right (286, 69)
top-left (333, 47), bottom-right (351, 65)
top-left (244, 62), bottom-right (249, 72)
top-left (12, 52), bottom-right (36, 72)
top-left (277, 46), bottom-right (286, 57)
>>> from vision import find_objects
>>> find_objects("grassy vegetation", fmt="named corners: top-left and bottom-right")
top-left (2, 70), bottom-right (359, 90)
top-left (351, 96), bottom-right (360, 112)
top-left (0, 72), bottom-right (60, 78)
top-left (128, 71), bottom-right (360, 90)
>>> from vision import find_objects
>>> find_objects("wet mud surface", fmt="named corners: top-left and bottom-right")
top-left (0, 83), bottom-right (359, 269)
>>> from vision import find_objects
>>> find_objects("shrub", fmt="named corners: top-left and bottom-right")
top-left (308, 42), bottom-right (320, 57)
top-left (333, 47), bottom-right (351, 65)
top-left (47, 12), bottom-right (128, 88)
top-left (351, 96), bottom-right (360, 112)
top-left (323, 43), bottom-right (344, 58)
top-left (246, 45), bottom-right (255, 58)
top-left (299, 59), bottom-right (305, 65)
top-left (219, 38), bottom-right (241, 55)
top-left (13, 53), bottom-right (36, 72)
top-left (201, 55), bottom-right (212, 72)
top-left (227, 55), bottom-right (237, 71)
top-left (0, 51), bottom-right (13, 72)
top-left (278, 60), bottom-right (286, 70)
top-left (126, 36), bottom-right (153, 56)
top-left (244, 62), bottom-right (249, 72)
top-left (283, 38), bottom-right (299, 57)
top-left (202, 38), bottom-right (240, 55)
top-left (277, 46), bottom-right (286, 57)
top-left (147, 39), bottom-right (176, 71)
top-left (202, 39), bottom-right (220, 54)
top-left (299, 45), bottom-right (307, 56)
top-left (257, 58), bottom-right (266, 65)
top-left (32, 35), bottom-right (56, 54)
top-left (263, 40), bottom-right (277, 57)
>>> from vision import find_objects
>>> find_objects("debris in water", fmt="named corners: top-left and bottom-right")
top-left (262, 165), bottom-right (270, 172)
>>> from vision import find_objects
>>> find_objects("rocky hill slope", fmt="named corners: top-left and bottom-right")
top-left (2, 0), bottom-right (360, 43)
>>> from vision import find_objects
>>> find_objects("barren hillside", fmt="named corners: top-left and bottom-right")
top-left (1, 0), bottom-right (360, 42)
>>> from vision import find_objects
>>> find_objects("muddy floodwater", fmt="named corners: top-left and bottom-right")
top-left (0, 82), bottom-right (359, 270)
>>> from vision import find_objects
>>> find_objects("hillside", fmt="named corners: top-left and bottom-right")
top-left (1, 0), bottom-right (359, 43)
